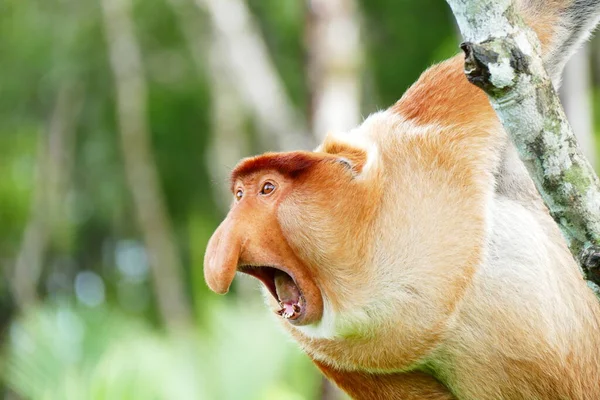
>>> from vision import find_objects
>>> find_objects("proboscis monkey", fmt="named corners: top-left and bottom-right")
top-left (204, 1), bottom-right (600, 398)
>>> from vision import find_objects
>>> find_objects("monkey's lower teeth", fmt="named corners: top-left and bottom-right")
top-left (277, 302), bottom-right (300, 320)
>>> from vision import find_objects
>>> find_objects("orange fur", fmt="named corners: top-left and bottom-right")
top-left (230, 151), bottom-right (324, 187)
top-left (320, 138), bottom-right (368, 173)
top-left (204, 1), bottom-right (600, 398)
top-left (314, 360), bottom-right (455, 400)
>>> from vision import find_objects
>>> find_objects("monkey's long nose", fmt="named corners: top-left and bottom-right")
top-left (204, 218), bottom-right (242, 294)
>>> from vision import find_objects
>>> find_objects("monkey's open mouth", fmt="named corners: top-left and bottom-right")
top-left (239, 266), bottom-right (305, 322)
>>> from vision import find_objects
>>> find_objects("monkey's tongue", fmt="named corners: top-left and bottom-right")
top-left (274, 270), bottom-right (302, 319)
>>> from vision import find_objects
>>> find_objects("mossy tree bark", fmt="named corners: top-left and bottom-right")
top-left (446, 0), bottom-right (600, 296)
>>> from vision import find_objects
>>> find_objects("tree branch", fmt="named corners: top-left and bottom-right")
top-left (446, 0), bottom-right (600, 295)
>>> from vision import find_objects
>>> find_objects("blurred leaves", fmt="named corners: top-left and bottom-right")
top-left (7, 0), bottom-right (598, 399)
top-left (0, 0), bottom-right (491, 397)
top-left (3, 301), bottom-right (319, 400)
top-left (359, 0), bottom-right (458, 107)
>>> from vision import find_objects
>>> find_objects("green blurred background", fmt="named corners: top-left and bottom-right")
top-left (1, 0), bottom-right (598, 399)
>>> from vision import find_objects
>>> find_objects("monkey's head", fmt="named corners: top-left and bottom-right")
top-left (204, 112), bottom-right (487, 371)
top-left (204, 138), bottom-right (382, 328)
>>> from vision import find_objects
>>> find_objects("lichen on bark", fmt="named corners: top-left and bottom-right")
top-left (446, 0), bottom-right (600, 294)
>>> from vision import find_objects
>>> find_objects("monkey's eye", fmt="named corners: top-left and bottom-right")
top-left (260, 181), bottom-right (276, 195)
top-left (235, 189), bottom-right (243, 201)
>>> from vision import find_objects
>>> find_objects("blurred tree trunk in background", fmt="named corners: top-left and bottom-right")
top-left (205, 34), bottom-right (250, 211)
top-left (13, 83), bottom-right (82, 309)
top-left (306, 1), bottom-right (361, 398)
top-left (560, 43), bottom-right (596, 167)
top-left (163, 0), bottom-right (250, 210)
top-left (0, 1), bottom-right (513, 398)
top-left (306, 0), bottom-right (363, 141)
top-left (196, 0), bottom-right (314, 151)
top-left (101, 0), bottom-right (192, 331)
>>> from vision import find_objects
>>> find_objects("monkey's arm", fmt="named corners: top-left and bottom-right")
top-left (314, 361), bottom-right (455, 400)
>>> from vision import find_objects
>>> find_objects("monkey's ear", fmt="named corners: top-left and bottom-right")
top-left (333, 156), bottom-right (364, 178)
top-left (336, 157), bottom-right (354, 170)
top-left (320, 137), bottom-right (371, 177)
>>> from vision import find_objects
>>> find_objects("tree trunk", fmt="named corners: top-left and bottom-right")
top-left (446, 0), bottom-right (600, 295)
top-left (101, 0), bottom-right (193, 330)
